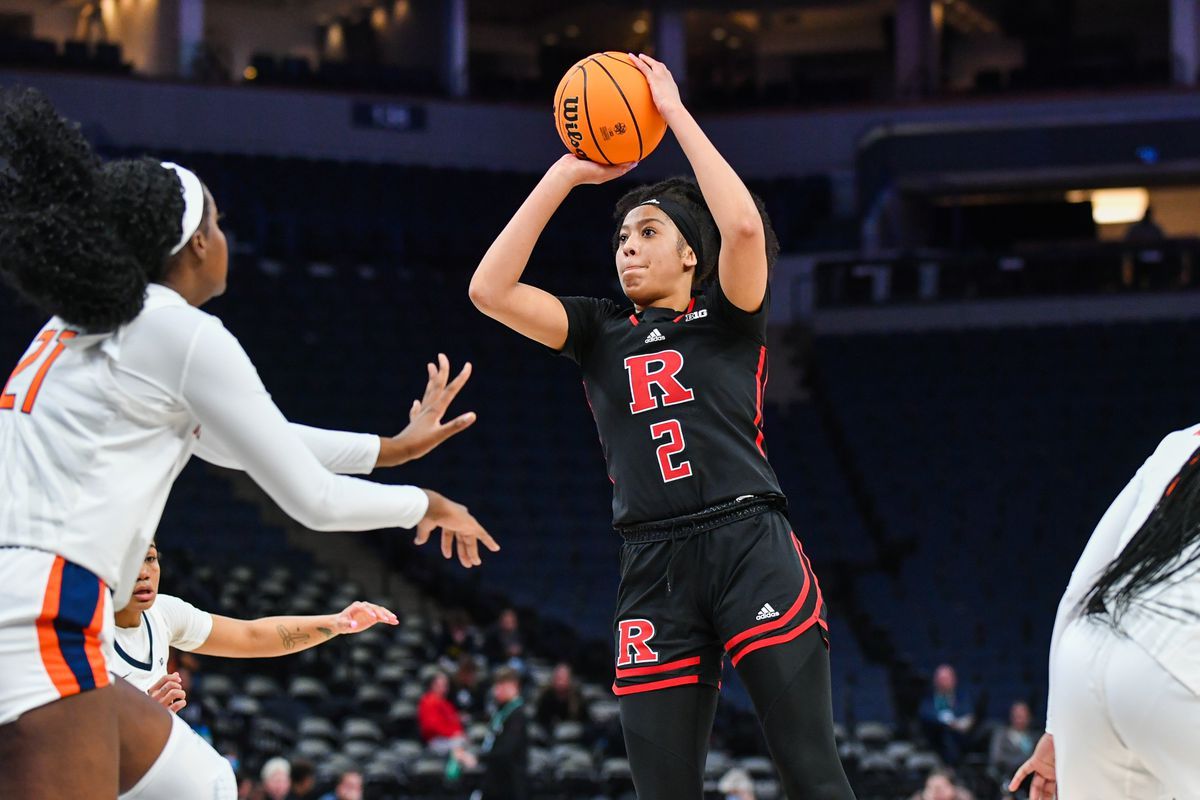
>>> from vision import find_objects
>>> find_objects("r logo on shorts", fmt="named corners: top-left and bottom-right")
top-left (616, 619), bottom-right (659, 666)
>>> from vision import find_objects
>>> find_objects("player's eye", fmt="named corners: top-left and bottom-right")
top-left (618, 233), bottom-right (628, 243)
top-left (642, 228), bottom-right (655, 237)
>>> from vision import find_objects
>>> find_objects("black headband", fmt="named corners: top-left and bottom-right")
top-left (637, 197), bottom-right (704, 269)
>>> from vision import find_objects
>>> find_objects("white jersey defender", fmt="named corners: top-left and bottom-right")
top-left (112, 594), bottom-right (212, 692)
top-left (0, 282), bottom-right (428, 724)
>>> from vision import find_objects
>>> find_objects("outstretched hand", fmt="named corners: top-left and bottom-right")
top-left (332, 600), bottom-right (399, 634)
top-left (380, 354), bottom-right (476, 466)
top-left (415, 490), bottom-right (500, 568)
top-left (626, 52), bottom-right (684, 120)
top-left (1009, 733), bottom-right (1056, 800)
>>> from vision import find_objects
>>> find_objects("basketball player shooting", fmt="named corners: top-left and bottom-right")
top-left (469, 53), bottom-right (856, 800)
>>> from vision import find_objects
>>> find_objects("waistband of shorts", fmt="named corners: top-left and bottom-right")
top-left (615, 494), bottom-right (787, 543)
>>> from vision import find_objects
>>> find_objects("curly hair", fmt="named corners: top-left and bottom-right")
top-left (0, 88), bottom-right (186, 331)
top-left (611, 176), bottom-right (780, 290)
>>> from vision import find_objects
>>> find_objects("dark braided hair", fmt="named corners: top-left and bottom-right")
top-left (1084, 444), bottom-right (1200, 622)
top-left (611, 177), bottom-right (779, 290)
top-left (0, 88), bottom-right (187, 331)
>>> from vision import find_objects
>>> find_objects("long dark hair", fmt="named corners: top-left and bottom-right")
top-left (1084, 443), bottom-right (1200, 620)
top-left (0, 88), bottom-right (188, 331)
top-left (611, 176), bottom-right (779, 290)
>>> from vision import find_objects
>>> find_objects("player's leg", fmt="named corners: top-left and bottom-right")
top-left (1103, 628), bottom-right (1200, 799)
top-left (117, 679), bottom-right (236, 799)
top-left (0, 549), bottom-right (122, 798)
top-left (736, 628), bottom-right (856, 800)
top-left (711, 515), bottom-right (854, 800)
top-left (619, 684), bottom-right (719, 800)
top-left (0, 685), bottom-right (120, 798)
top-left (1052, 618), bottom-right (1164, 799)
top-left (612, 537), bottom-right (722, 800)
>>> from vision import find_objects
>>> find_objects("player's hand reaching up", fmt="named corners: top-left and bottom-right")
top-left (1009, 733), bottom-right (1056, 800)
top-left (627, 53), bottom-right (684, 121)
top-left (378, 354), bottom-right (476, 467)
top-left (148, 672), bottom-right (187, 713)
top-left (332, 600), bottom-right (400, 634)
top-left (415, 490), bottom-right (500, 568)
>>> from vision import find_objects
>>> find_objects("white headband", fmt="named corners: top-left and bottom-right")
top-left (161, 162), bottom-right (205, 256)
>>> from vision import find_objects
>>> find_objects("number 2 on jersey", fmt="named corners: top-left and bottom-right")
top-left (1, 329), bottom-right (77, 414)
top-left (650, 419), bottom-right (692, 482)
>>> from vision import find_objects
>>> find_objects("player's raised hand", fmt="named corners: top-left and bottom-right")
top-left (626, 53), bottom-right (684, 120)
top-left (332, 600), bottom-right (399, 634)
top-left (1009, 733), bottom-right (1056, 800)
top-left (147, 672), bottom-right (187, 713)
top-left (549, 153), bottom-right (637, 187)
top-left (379, 354), bottom-right (476, 466)
top-left (415, 490), bottom-right (500, 568)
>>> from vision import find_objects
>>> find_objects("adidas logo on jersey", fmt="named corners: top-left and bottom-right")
top-left (644, 328), bottom-right (666, 344)
top-left (755, 603), bottom-right (780, 621)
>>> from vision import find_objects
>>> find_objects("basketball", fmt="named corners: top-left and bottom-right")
top-left (552, 52), bottom-right (667, 165)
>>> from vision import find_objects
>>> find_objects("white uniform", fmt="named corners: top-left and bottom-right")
top-left (112, 594), bottom-right (213, 692)
top-left (0, 283), bottom-right (428, 724)
top-left (1047, 424), bottom-right (1200, 799)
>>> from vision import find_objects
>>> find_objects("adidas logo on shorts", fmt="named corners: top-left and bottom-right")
top-left (644, 328), bottom-right (666, 344)
top-left (755, 602), bottom-right (780, 621)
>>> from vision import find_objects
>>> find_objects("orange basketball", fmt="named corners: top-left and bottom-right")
top-left (553, 52), bottom-right (667, 165)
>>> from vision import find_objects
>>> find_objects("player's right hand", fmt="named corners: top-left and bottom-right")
top-left (549, 153), bottom-right (637, 187)
top-left (415, 490), bottom-right (500, 568)
top-left (1009, 732), bottom-right (1056, 800)
top-left (148, 672), bottom-right (187, 713)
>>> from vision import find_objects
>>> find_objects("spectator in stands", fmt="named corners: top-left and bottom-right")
top-left (909, 767), bottom-right (974, 800)
top-left (236, 769), bottom-right (262, 800)
top-left (478, 667), bottom-right (529, 800)
top-left (717, 767), bottom-right (756, 799)
top-left (451, 654), bottom-right (486, 716)
top-left (439, 608), bottom-right (483, 661)
top-left (485, 608), bottom-right (526, 668)
top-left (418, 671), bottom-right (477, 766)
top-left (260, 757), bottom-right (291, 800)
top-left (287, 758), bottom-right (316, 799)
top-left (318, 770), bottom-right (362, 800)
top-left (988, 701), bottom-right (1037, 786)
top-left (919, 664), bottom-right (976, 765)
top-left (535, 662), bottom-right (591, 731)
top-left (1125, 205), bottom-right (1165, 243)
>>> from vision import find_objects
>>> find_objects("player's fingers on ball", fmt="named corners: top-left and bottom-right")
top-left (626, 53), bottom-right (650, 73)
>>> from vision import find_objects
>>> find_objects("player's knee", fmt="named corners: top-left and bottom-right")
top-left (119, 713), bottom-right (236, 800)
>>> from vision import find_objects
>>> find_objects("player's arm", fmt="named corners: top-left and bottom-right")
top-left (181, 320), bottom-right (498, 567)
top-left (194, 354), bottom-right (475, 471)
top-left (627, 54), bottom-right (767, 313)
top-left (469, 155), bottom-right (634, 349)
top-left (192, 601), bottom-right (397, 659)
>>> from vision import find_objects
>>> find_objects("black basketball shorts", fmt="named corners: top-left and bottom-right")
top-left (611, 506), bottom-right (828, 696)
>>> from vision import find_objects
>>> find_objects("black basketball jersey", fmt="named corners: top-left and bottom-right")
top-left (557, 280), bottom-right (783, 526)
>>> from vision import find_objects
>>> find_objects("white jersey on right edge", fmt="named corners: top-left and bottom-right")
top-left (0, 283), bottom-right (428, 610)
top-left (112, 594), bottom-right (213, 692)
top-left (1048, 423), bottom-right (1200, 730)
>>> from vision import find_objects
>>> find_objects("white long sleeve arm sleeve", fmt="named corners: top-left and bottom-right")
top-left (195, 421), bottom-right (380, 475)
top-left (179, 320), bottom-right (427, 530)
top-left (1044, 468), bottom-right (1142, 733)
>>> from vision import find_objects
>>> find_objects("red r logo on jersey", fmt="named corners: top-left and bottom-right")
top-left (616, 619), bottom-right (660, 666)
top-left (625, 350), bottom-right (695, 414)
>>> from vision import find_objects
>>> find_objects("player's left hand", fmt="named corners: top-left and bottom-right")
top-left (333, 600), bottom-right (400, 634)
top-left (1009, 732), bottom-right (1056, 800)
top-left (627, 53), bottom-right (685, 119)
top-left (380, 354), bottom-right (476, 466)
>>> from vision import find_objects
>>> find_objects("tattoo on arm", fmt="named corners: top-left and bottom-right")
top-left (277, 625), bottom-right (311, 651)
top-left (317, 626), bottom-right (334, 640)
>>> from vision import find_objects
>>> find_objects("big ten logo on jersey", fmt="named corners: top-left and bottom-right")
top-left (616, 618), bottom-right (659, 666)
